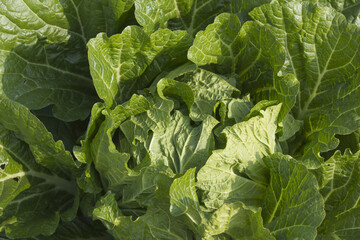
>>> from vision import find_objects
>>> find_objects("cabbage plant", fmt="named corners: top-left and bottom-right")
top-left (0, 0), bottom-right (360, 239)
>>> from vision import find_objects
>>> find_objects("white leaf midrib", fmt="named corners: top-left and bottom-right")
top-left (298, 27), bottom-right (344, 119)
top-left (0, 143), bottom-right (75, 194)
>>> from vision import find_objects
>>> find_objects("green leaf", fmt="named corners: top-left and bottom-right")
top-left (141, 204), bottom-right (193, 240)
top-left (204, 202), bottom-right (275, 240)
top-left (229, 0), bottom-right (272, 23)
top-left (148, 111), bottom-right (218, 174)
top-left (93, 192), bottom-right (156, 240)
top-left (188, 11), bottom-right (298, 122)
top-left (188, 13), bottom-right (242, 73)
top-left (75, 0), bottom-right (135, 38)
top-left (90, 95), bottom-right (153, 191)
top-left (88, 28), bottom-right (192, 107)
top-left (157, 78), bottom-right (195, 111)
top-left (0, 122), bottom-right (77, 238)
top-left (134, 0), bottom-right (193, 33)
top-left (118, 90), bottom-right (217, 175)
top-left (169, 170), bottom-right (274, 239)
top-left (197, 149), bottom-right (267, 210)
top-left (135, 0), bottom-right (233, 36)
top-left (118, 94), bottom-right (174, 169)
top-left (0, 99), bottom-right (78, 178)
top-left (317, 150), bottom-right (360, 239)
top-left (33, 106), bottom-right (87, 151)
top-left (34, 218), bottom-right (114, 240)
top-left (93, 192), bottom-right (123, 228)
top-left (180, 69), bottom-right (240, 121)
top-left (278, 113), bottom-right (303, 142)
top-left (239, 20), bottom-right (299, 122)
top-left (74, 103), bottom-right (105, 193)
top-left (170, 168), bottom-right (202, 225)
top-left (262, 153), bottom-right (325, 240)
top-left (87, 27), bottom-right (153, 107)
top-left (152, 66), bottom-right (240, 122)
top-left (109, 217), bottom-right (156, 240)
top-left (213, 96), bottom-right (253, 136)
top-left (0, 0), bottom-right (133, 121)
top-left (120, 159), bottom-right (173, 206)
top-left (197, 104), bottom-right (281, 209)
top-left (250, 1), bottom-right (360, 166)
top-left (225, 96), bottom-right (253, 122)
top-left (328, 0), bottom-right (360, 25)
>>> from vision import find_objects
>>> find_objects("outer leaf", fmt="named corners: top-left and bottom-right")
top-left (0, 122), bottom-right (77, 238)
top-left (263, 153), bottom-right (325, 240)
top-left (250, 1), bottom-right (360, 166)
top-left (34, 218), bottom-right (114, 240)
top-left (342, 0), bottom-right (360, 25)
top-left (0, 0), bottom-right (132, 121)
top-left (0, 99), bottom-right (78, 178)
top-left (74, 0), bottom-right (135, 38)
top-left (317, 150), bottom-right (360, 239)
top-left (88, 27), bottom-right (153, 107)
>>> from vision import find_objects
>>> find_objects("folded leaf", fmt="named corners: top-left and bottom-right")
top-left (204, 202), bottom-right (275, 240)
top-left (93, 192), bottom-right (156, 240)
top-left (90, 95), bottom-right (153, 191)
top-left (180, 69), bottom-right (240, 121)
top-left (148, 111), bottom-right (218, 174)
top-left (170, 168), bottom-right (202, 224)
top-left (197, 103), bottom-right (281, 209)
top-left (88, 28), bottom-right (192, 107)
